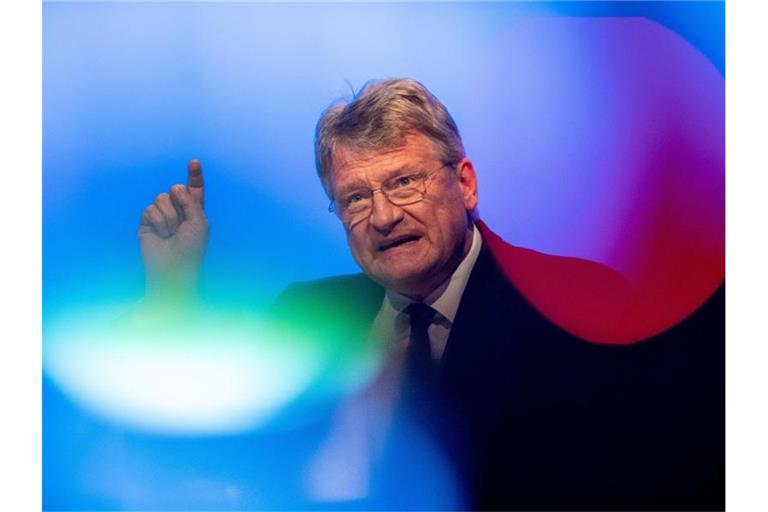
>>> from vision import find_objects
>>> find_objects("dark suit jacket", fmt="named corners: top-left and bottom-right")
top-left (272, 226), bottom-right (724, 511)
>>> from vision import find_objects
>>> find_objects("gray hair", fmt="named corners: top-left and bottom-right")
top-left (314, 78), bottom-right (466, 193)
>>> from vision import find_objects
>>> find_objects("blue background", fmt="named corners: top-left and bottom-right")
top-left (43, 1), bottom-right (724, 509)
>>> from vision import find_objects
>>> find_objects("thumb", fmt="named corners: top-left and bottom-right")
top-left (187, 159), bottom-right (205, 206)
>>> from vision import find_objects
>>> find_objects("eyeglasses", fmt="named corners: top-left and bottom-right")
top-left (328, 162), bottom-right (452, 224)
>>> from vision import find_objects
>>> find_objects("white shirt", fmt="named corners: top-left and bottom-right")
top-left (370, 224), bottom-right (483, 362)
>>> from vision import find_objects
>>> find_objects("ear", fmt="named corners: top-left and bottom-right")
top-left (456, 157), bottom-right (479, 211)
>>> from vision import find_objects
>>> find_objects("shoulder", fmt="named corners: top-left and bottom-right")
top-left (272, 273), bottom-right (384, 329)
top-left (276, 273), bottom-right (383, 304)
top-left (476, 220), bottom-right (631, 297)
top-left (476, 221), bottom-right (635, 344)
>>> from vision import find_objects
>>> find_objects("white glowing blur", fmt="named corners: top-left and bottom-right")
top-left (42, 304), bottom-right (364, 435)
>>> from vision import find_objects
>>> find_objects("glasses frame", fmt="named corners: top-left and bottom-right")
top-left (327, 162), bottom-right (453, 223)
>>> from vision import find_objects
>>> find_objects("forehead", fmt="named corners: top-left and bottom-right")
top-left (329, 134), bottom-right (440, 188)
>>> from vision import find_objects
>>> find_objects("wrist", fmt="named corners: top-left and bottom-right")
top-left (144, 266), bottom-right (201, 306)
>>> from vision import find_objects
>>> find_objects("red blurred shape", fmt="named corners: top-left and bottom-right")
top-left (479, 221), bottom-right (722, 344)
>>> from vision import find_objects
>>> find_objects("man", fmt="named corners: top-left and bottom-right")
top-left (139, 78), bottom-right (723, 510)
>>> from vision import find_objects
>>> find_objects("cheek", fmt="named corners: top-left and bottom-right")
top-left (432, 200), bottom-right (467, 235)
top-left (347, 231), bottom-right (371, 262)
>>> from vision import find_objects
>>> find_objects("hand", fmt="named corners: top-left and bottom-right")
top-left (138, 160), bottom-right (209, 299)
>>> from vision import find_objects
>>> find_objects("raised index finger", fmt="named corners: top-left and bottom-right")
top-left (187, 159), bottom-right (205, 205)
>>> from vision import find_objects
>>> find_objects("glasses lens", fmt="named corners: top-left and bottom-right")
top-left (334, 170), bottom-right (435, 221)
top-left (388, 188), bottom-right (423, 205)
top-left (346, 199), bottom-right (371, 215)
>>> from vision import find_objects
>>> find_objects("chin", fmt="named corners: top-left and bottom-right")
top-left (374, 264), bottom-right (439, 296)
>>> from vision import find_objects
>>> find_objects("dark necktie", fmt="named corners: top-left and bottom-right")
top-left (403, 302), bottom-right (438, 397)
top-left (379, 303), bottom-right (441, 495)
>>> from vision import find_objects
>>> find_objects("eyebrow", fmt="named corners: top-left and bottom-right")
top-left (335, 179), bottom-right (369, 197)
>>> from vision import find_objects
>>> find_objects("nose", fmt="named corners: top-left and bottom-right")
top-left (369, 190), bottom-right (404, 234)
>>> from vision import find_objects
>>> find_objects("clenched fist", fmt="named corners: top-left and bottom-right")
top-left (138, 160), bottom-right (209, 299)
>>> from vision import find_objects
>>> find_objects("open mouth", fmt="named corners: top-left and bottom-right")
top-left (378, 235), bottom-right (421, 252)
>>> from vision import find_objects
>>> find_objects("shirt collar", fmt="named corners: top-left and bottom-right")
top-left (385, 224), bottom-right (483, 323)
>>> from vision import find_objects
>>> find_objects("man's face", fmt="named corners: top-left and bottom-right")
top-left (328, 133), bottom-right (478, 299)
